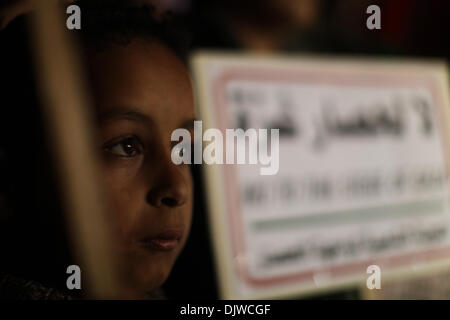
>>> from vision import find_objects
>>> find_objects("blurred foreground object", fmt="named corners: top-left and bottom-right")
top-left (29, 0), bottom-right (120, 298)
top-left (191, 52), bottom-right (450, 299)
top-left (0, 0), bottom-right (74, 30)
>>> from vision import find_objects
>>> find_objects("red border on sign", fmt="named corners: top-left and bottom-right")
top-left (211, 66), bottom-right (450, 288)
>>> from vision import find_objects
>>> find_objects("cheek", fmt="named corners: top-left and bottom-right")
top-left (101, 161), bottom-right (145, 242)
top-left (182, 169), bottom-right (195, 241)
top-left (102, 155), bottom-right (144, 181)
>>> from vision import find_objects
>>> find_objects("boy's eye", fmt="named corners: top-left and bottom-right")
top-left (104, 136), bottom-right (144, 158)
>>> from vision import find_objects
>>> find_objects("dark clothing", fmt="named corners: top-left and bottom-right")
top-left (0, 272), bottom-right (72, 300)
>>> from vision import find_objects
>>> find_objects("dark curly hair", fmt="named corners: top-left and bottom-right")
top-left (75, 0), bottom-right (191, 63)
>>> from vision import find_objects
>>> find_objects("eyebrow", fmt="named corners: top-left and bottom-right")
top-left (179, 118), bottom-right (197, 130)
top-left (97, 107), bottom-right (198, 130)
top-left (97, 107), bottom-right (154, 125)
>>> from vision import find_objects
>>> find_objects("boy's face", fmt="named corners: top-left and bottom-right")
top-left (86, 40), bottom-right (194, 298)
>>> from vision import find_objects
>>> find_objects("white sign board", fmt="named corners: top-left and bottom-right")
top-left (191, 53), bottom-right (450, 299)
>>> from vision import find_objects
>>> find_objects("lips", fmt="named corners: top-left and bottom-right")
top-left (138, 230), bottom-right (184, 251)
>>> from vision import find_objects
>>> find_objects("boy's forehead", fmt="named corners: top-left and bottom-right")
top-left (87, 41), bottom-right (195, 130)
top-left (97, 105), bottom-right (196, 129)
top-left (87, 40), bottom-right (189, 83)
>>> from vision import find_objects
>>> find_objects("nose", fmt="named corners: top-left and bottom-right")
top-left (146, 162), bottom-right (189, 208)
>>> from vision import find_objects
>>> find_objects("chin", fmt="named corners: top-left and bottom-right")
top-left (131, 254), bottom-right (176, 295)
